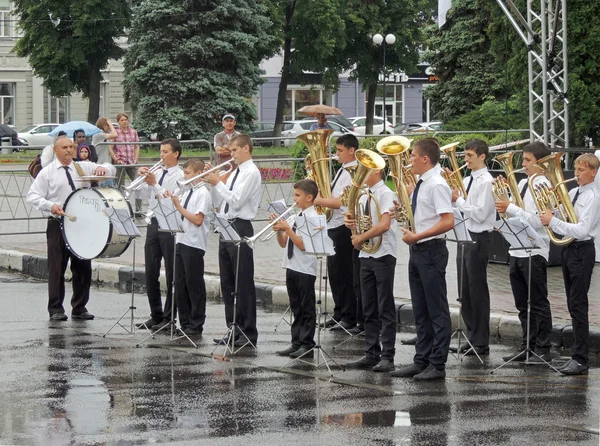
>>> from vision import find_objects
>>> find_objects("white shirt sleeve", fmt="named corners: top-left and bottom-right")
top-left (214, 169), bottom-right (261, 213)
top-left (548, 193), bottom-right (600, 240)
top-left (26, 169), bottom-right (53, 212)
top-left (455, 178), bottom-right (495, 224)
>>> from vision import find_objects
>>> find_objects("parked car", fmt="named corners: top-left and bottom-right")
top-left (281, 120), bottom-right (357, 147)
top-left (0, 124), bottom-right (25, 152)
top-left (248, 122), bottom-right (278, 146)
top-left (348, 116), bottom-right (395, 135)
top-left (301, 115), bottom-right (354, 131)
top-left (17, 123), bottom-right (60, 147)
top-left (395, 121), bottom-right (443, 134)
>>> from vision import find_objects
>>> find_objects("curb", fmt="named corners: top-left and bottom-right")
top-left (2, 248), bottom-right (599, 353)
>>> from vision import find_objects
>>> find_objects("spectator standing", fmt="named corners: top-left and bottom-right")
top-left (309, 113), bottom-right (333, 131)
top-left (214, 113), bottom-right (240, 166)
top-left (93, 117), bottom-right (118, 187)
top-left (111, 112), bottom-right (141, 213)
top-left (73, 129), bottom-right (98, 163)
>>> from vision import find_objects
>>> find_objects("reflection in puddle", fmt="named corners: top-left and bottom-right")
top-left (321, 410), bottom-right (410, 427)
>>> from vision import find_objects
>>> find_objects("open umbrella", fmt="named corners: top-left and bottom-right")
top-left (49, 121), bottom-right (102, 137)
top-left (298, 104), bottom-right (343, 116)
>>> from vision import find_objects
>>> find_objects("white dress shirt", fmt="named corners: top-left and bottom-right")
top-left (454, 167), bottom-right (495, 233)
top-left (357, 181), bottom-right (398, 259)
top-left (138, 165), bottom-right (184, 211)
top-left (328, 159), bottom-right (357, 229)
top-left (505, 176), bottom-right (551, 260)
top-left (281, 205), bottom-right (318, 277)
top-left (176, 187), bottom-right (212, 251)
top-left (412, 167), bottom-right (454, 243)
top-left (548, 183), bottom-right (600, 241)
top-left (26, 159), bottom-right (116, 217)
top-left (210, 159), bottom-right (261, 220)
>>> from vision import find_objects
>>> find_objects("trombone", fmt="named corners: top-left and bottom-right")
top-left (245, 205), bottom-right (297, 249)
top-left (176, 159), bottom-right (235, 193)
top-left (124, 160), bottom-right (163, 197)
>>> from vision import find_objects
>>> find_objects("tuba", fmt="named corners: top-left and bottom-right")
top-left (298, 130), bottom-right (334, 221)
top-left (528, 152), bottom-right (578, 246)
top-left (346, 149), bottom-right (387, 254)
top-left (376, 135), bottom-right (415, 231)
top-left (492, 151), bottom-right (525, 218)
top-left (441, 142), bottom-right (468, 198)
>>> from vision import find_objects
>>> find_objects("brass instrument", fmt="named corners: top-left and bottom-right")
top-left (346, 149), bottom-right (386, 254)
top-left (376, 135), bottom-right (415, 231)
top-left (245, 204), bottom-right (297, 249)
top-left (175, 159), bottom-right (234, 194)
top-left (298, 130), bottom-right (335, 221)
top-left (528, 152), bottom-right (578, 245)
top-left (440, 142), bottom-right (468, 198)
top-left (492, 151), bottom-right (525, 218)
top-left (124, 160), bottom-right (163, 197)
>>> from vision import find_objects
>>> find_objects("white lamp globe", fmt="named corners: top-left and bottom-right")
top-left (385, 34), bottom-right (396, 45)
top-left (372, 33), bottom-right (384, 45)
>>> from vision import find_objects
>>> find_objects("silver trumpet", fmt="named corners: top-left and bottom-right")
top-left (245, 205), bottom-right (297, 249)
top-left (176, 159), bottom-right (235, 193)
top-left (124, 160), bottom-right (163, 197)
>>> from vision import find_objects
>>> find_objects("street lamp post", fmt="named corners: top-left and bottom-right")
top-left (373, 33), bottom-right (396, 132)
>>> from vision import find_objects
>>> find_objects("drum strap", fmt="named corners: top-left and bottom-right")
top-left (73, 162), bottom-right (86, 178)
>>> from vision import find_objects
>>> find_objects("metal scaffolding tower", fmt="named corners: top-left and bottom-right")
top-left (496, 0), bottom-right (568, 149)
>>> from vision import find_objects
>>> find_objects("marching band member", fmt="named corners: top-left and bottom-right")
top-left (136, 139), bottom-right (184, 331)
top-left (167, 159), bottom-right (212, 337)
top-left (495, 142), bottom-right (553, 362)
top-left (451, 139), bottom-right (495, 356)
top-left (273, 179), bottom-right (319, 359)
top-left (204, 134), bottom-right (262, 347)
top-left (540, 154), bottom-right (600, 375)
top-left (314, 134), bottom-right (361, 333)
top-left (344, 168), bottom-right (398, 372)
top-left (26, 135), bottom-right (116, 321)
top-left (391, 138), bottom-right (454, 381)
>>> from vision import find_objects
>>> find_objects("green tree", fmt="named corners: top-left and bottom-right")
top-left (124, 0), bottom-right (278, 139)
top-left (12, 0), bottom-right (130, 124)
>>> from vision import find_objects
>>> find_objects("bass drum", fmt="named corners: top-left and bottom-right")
top-left (61, 187), bottom-right (133, 260)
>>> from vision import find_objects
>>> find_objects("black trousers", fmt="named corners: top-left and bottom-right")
top-left (327, 225), bottom-right (356, 325)
top-left (46, 218), bottom-right (92, 315)
top-left (218, 219), bottom-right (257, 343)
top-left (144, 218), bottom-right (175, 322)
top-left (561, 241), bottom-right (595, 365)
top-left (360, 255), bottom-right (397, 361)
top-left (409, 239), bottom-right (451, 369)
top-left (286, 269), bottom-right (316, 348)
top-left (352, 247), bottom-right (363, 326)
top-left (456, 231), bottom-right (491, 347)
top-left (509, 255), bottom-right (552, 352)
top-left (175, 243), bottom-right (207, 332)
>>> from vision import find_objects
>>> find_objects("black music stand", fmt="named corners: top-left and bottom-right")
top-left (102, 207), bottom-right (142, 337)
top-left (211, 213), bottom-right (256, 359)
top-left (447, 209), bottom-right (484, 364)
top-left (281, 214), bottom-right (343, 376)
top-left (490, 217), bottom-right (560, 373)
top-left (136, 197), bottom-right (198, 348)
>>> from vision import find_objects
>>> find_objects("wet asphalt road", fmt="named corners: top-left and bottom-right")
top-left (0, 271), bottom-right (599, 446)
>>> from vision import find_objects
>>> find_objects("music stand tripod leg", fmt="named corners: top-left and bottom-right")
top-left (273, 305), bottom-right (293, 333)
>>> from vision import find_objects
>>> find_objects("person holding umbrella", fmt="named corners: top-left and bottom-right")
top-left (310, 113), bottom-right (333, 131)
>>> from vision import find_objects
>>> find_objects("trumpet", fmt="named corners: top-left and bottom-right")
top-left (124, 160), bottom-right (163, 197)
top-left (176, 159), bottom-right (235, 192)
top-left (245, 205), bottom-right (297, 249)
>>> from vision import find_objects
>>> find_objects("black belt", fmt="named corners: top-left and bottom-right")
top-left (410, 238), bottom-right (446, 252)
top-left (567, 239), bottom-right (595, 248)
top-left (229, 217), bottom-right (250, 223)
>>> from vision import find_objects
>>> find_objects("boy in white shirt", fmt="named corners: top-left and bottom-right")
top-left (167, 159), bottom-right (212, 336)
top-left (272, 179), bottom-right (319, 359)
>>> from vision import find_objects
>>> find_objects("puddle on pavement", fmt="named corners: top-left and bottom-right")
top-left (321, 410), bottom-right (411, 427)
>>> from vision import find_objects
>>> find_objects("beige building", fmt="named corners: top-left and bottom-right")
top-left (0, 1), bottom-right (128, 130)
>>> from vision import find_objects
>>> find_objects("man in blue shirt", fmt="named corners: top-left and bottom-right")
top-left (309, 113), bottom-right (334, 131)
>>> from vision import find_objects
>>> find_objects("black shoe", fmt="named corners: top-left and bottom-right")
top-left (372, 359), bottom-right (395, 372)
top-left (213, 336), bottom-right (236, 345)
top-left (401, 335), bottom-right (418, 345)
top-left (449, 342), bottom-right (470, 353)
top-left (182, 328), bottom-right (202, 336)
top-left (136, 318), bottom-right (160, 329)
top-left (502, 350), bottom-right (528, 362)
top-left (276, 345), bottom-right (301, 357)
top-left (289, 346), bottom-right (314, 358)
top-left (389, 363), bottom-right (426, 378)
top-left (49, 313), bottom-right (68, 321)
top-left (464, 346), bottom-right (489, 356)
top-left (558, 359), bottom-right (588, 376)
top-left (346, 355), bottom-right (380, 369)
top-left (319, 319), bottom-right (337, 329)
top-left (234, 338), bottom-right (251, 348)
top-left (413, 364), bottom-right (446, 381)
top-left (330, 321), bottom-right (355, 332)
top-left (151, 320), bottom-right (170, 331)
top-left (526, 353), bottom-right (552, 364)
top-left (71, 311), bottom-right (94, 320)
top-left (347, 326), bottom-right (365, 335)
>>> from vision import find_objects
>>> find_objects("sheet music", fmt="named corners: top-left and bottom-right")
top-left (152, 198), bottom-right (183, 232)
top-left (267, 199), bottom-right (289, 216)
top-left (102, 207), bottom-right (141, 237)
top-left (213, 213), bottom-right (241, 241)
top-left (446, 209), bottom-right (473, 242)
top-left (492, 217), bottom-right (546, 250)
top-left (300, 215), bottom-right (335, 256)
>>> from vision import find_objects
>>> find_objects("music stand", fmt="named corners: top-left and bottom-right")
top-left (490, 217), bottom-right (561, 373)
top-left (446, 209), bottom-right (483, 364)
top-left (281, 214), bottom-right (343, 376)
top-left (211, 213), bottom-right (257, 359)
top-left (102, 207), bottom-right (142, 337)
top-left (136, 197), bottom-right (198, 349)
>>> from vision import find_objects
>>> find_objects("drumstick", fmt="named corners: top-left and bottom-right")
top-left (63, 213), bottom-right (77, 222)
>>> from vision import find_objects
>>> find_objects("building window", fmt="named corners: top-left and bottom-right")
top-left (285, 88), bottom-right (325, 121)
top-left (0, 0), bottom-right (14, 38)
top-left (0, 83), bottom-right (15, 126)
top-left (372, 84), bottom-right (402, 126)
top-left (47, 94), bottom-right (70, 123)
